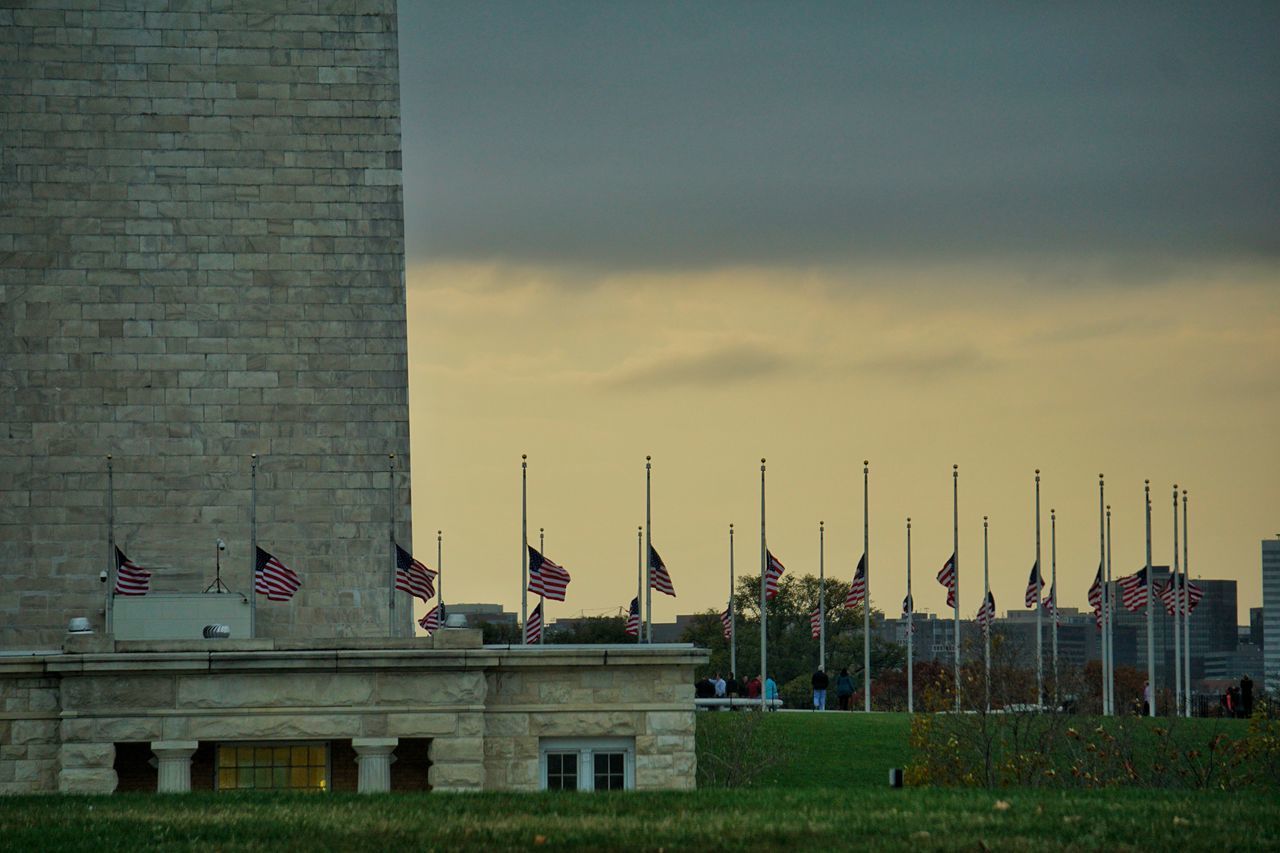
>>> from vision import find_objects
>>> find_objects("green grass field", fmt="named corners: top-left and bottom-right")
top-left (0, 713), bottom-right (1275, 851)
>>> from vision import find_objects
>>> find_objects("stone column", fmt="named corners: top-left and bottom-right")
top-left (151, 741), bottom-right (198, 793)
top-left (352, 737), bottom-right (398, 793)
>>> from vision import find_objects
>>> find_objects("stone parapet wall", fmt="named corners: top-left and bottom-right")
top-left (0, 641), bottom-right (706, 794)
top-left (0, 0), bottom-right (411, 649)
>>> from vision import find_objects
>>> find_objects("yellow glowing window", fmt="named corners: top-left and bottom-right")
top-left (216, 742), bottom-right (329, 792)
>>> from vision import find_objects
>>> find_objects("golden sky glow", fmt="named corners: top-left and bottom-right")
top-left (406, 260), bottom-right (1280, 625)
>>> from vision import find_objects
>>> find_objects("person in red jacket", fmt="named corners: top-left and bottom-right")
top-left (746, 675), bottom-right (762, 699)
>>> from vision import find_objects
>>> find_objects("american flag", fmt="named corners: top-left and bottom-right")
top-left (719, 606), bottom-right (732, 641)
top-left (936, 553), bottom-right (956, 608)
top-left (809, 604), bottom-right (822, 640)
top-left (113, 546), bottom-right (151, 596)
top-left (1157, 581), bottom-right (1177, 616)
top-left (418, 603), bottom-right (442, 633)
top-left (976, 589), bottom-right (996, 630)
top-left (1024, 559), bottom-right (1043, 608)
top-left (624, 597), bottom-right (641, 637)
top-left (1183, 580), bottom-right (1204, 616)
top-left (649, 545), bottom-right (676, 597)
top-left (844, 553), bottom-right (867, 608)
top-left (254, 546), bottom-right (301, 601)
top-left (1119, 567), bottom-right (1148, 612)
top-left (902, 593), bottom-right (914, 635)
top-left (1042, 581), bottom-right (1057, 620)
top-left (527, 545), bottom-right (571, 601)
top-left (394, 544), bottom-right (437, 602)
top-left (1087, 564), bottom-right (1103, 630)
top-left (764, 550), bottom-right (785, 600)
top-left (524, 601), bottom-right (543, 644)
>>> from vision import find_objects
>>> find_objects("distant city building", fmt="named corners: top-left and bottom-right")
top-left (441, 603), bottom-right (517, 627)
top-left (1108, 567), bottom-right (1236, 686)
top-left (1204, 645), bottom-right (1264, 684)
top-left (1264, 538), bottom-right (1280, 693)
top-left (1250, 606), bottom-right (1264, 649)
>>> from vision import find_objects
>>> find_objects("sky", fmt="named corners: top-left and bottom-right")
top-left (396, 2), bottom-right (1279, 627)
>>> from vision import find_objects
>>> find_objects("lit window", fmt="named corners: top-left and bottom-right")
top-left (216, 742), bottom-right (328, 792)
top-left (539, 738), bottom-right (634, 791)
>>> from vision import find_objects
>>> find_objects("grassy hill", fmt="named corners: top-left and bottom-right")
top-left (0, 713), bottom-right (1275, 850)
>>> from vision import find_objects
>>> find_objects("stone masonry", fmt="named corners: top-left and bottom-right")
top-left (0, 633), bottom-right (705, 794)
top-left (0, 1), bottom-right (411, 646)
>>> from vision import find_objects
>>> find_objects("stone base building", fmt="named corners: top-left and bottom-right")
top-left (1, 631), bottom-right (703, 794)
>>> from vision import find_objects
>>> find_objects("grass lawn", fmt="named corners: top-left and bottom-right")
top-left (0, 713), bottom-right (1275, 850)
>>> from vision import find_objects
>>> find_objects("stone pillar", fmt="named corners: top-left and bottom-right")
top-left (352, 737), bottom-right (398, 793)
top-left (151, 741), bottom-right (198, 793)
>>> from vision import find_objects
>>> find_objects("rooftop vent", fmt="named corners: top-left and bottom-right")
top-left (202, 624), bottom-right (231, 639)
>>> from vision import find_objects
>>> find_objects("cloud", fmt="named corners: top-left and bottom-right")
top-left (601, 342), bottom-right (794, 391)
top-left (399, 2), bottom-right (1280, 275)
top-left (851, 346), bottom-right (995, 382)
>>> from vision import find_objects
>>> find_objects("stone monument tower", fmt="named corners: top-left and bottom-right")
top-left (0, 1), bottom-right (412, 646)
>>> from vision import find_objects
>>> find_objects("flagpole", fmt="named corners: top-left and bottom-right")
top-left (906, 516), bottom-right (913, 715)
top-left (1034, 469), bottom-right (1043, 707)
top-left (437, 529), bottom-right (444, 613)
top-left (818, 520), bottom-right (825, 672)
top-left (1182, 490), bottom-right (1191, 717)
top-left (105, 454), bottom-right (114, 635)
top-left (983, 515), bottom-right (990, 712)
top-left (645, 455), bottom-right (652, 644)
top-left (729, 523), bottom-right (736, 674)
top-left (1097, 475), bottom-right (1107, 714)
top-left (1171, 485), bottom-right (1181, 717)
top-left (389, 453), bottom-right (397, 638)
top-left (760, 458), bottom-right (768, 712)
top-left (952, 464), bottom-right (960, 713)
top-left (863, 461), bottom-right (871, 713)
top-left (250, 453), bottom-right (257, 639)
top-left (1106, 503), bottom-right (1115, 715)
top-left (1051, 507), bottom-right (1058, 707)
top-left (637, 526), bottom-right (644, 646)
top-left (1144, 480), bottom-right (1155, 716)
top-left (521, 454), bottom-right (528, 645)
top-left (538, 527), bottom-right (545, 646)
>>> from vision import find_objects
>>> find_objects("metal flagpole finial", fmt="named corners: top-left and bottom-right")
top-left (1051, 508), bottom-right (1055, 519)
top-left (819, 520), bottom-right (823, 530)
top-left (864, 460), bottom-right (869, 472)
top-left (522, 454), bottom-right (527, 468)
top-left (1036, 468), bottom-right (1040, 480)
top-left (907, 517), bottom-right (911, 528)
top-left (984, 515), bottom-right (988, 525)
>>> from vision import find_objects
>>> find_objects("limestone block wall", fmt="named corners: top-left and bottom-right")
top-left (0, 1), bottom-right (411, 647)
top-left (483, 650), bottom-right (698, 791)
top-left (0, 671), bottom-right (62, 794)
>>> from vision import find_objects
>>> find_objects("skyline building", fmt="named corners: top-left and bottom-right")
top-left (1264, 538), bottom-right (1280, 693)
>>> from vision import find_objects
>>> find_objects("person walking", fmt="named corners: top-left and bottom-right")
top-left (765, 675), bottom-right (779, 710)
top-left (811, 668), bottom-right (829, 711)
top-left (836, 667), bottom-right (854, 711)
top-left (713, 672), bottom-right (727, 698)
top-left (746, 675), bottom-right (761, 700)
top-left (1241, 674), bottom-right (1254, 718)
top-left (1142, 681), bottom-right (1152, 716)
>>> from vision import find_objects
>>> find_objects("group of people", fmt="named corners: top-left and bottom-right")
top-left (811, 667), bottom-right (857, 711)
top-left (1221, 674), bottom-right (1254, 718)
top-left (693, 672), bottom-right (778, 702)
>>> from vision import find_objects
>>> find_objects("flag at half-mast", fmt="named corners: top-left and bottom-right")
top-left (418, 603), bottom-right (442, 633)
top-left (1119, 567), bottom-right (1148, 612)
top-left (809, 605), bottom-right (822, 640)
top-left (255, 546), bottom-right (301, 602)
top-left (1024, 559), bottom-right (1043, 608)
top-left (936, 553), bottom-right (956, 608)
top-left (649, 545), bottom-right (676, 597)
top-left (624, 597), bottom-right (641, 637)
top-left (844, 553), bottom-right (867, 608)
top-left (764, 550), bottom-right (785, 600)
top-left (902, 593), bottom-right (914, 634)
top-left (1042, 581), bottom-right (1057, 619)
top-left (524, 600), bottom-right (544, 644)
top-left (976, 590), bottom-right (996, 630)
top-left (1087, 564), bottom-right (1104, 629)
top-left (527, 545), bottom-right (571, 601)
top-left (1182, 580), bottom-right (1204, 615)
top-left (394, 544), bottom-right (436, 602)
top-left (114, 546), bottom-right (151, 596)
top-left (719, 606), bottom-right (732, 641)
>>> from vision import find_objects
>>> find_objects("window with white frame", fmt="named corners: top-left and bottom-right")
top-left (539, 737), bottom-right (635, 791)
